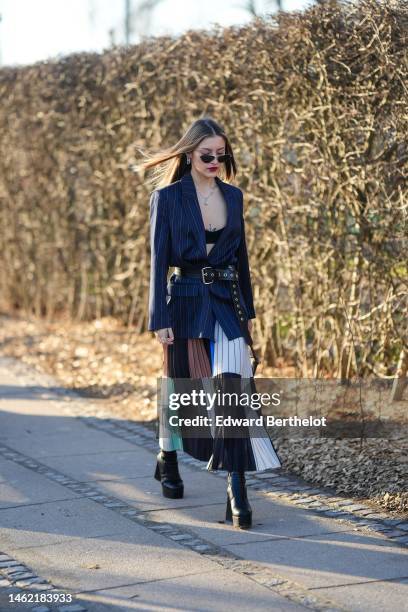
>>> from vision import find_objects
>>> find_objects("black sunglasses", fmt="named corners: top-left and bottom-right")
top-left (199, 153), bottom-right (231, 164)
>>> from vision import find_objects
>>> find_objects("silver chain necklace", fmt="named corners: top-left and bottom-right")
top-left (196, 183), bottom-right (217, 206)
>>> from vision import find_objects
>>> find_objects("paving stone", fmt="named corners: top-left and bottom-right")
top-left (309, 491), bottom-right (337, 499)
top-left (15, 577), bottom-right (47, 586)
top-left (57, 605), bottom-right (87, 612)
top-left (322, 510), bottom-right (350, 517)
top-left (369, 523), bottom-right (394, 533)
top-left (383, 529), bottom-right (407, 538)
top-left (8, 571), bottom-right (36, 579)
top-left (339, 514), bottom-right (367, 523)
top-left (354, 509), bottom-right (380, 516)
top-left (0, 560), bottom-right (22, 568)
top-left (335, 504), bottom-right (369, 512)
top-left (395, 522), bottom-right (408, 531)
top-left (391, 535), bottom-right (408, 545)
top-left (382, 518), bottom-right (408, 527)
top-left (292, 497), bottom-right (316, 504)
top-left (282, 484), bottom-right (306, 491)
top-left (3, 565), bottom-right (27, 574)
top-left (311, 506), bottom-right (332, 512)
top-left (362, 513), bottom-right (392, 520)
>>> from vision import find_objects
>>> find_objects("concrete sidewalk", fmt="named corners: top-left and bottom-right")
top-left (0, 356), bottom-right (407, 612)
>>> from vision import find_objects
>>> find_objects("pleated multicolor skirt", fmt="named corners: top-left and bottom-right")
top-left (157, 319), bottom-right (282, 473)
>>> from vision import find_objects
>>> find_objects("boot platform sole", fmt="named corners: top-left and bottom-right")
top-left (154, 460), bottom-right (184, 499)
top-left (226, 494), bottom-right (252, 529)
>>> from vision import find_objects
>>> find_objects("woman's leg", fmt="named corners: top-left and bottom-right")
top-left (158, 339), bottom-right (188, 452)
top-left (154, 340), bottom-right (189, 497)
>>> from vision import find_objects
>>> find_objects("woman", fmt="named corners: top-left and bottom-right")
top-left (140, 117), bottom-right (282, 529)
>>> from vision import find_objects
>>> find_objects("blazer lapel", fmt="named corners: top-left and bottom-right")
top-left (180, 171), bottom-right (233, 261)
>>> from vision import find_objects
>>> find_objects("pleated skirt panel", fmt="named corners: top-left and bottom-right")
top-left (158, 319), bottom-right (282, 473)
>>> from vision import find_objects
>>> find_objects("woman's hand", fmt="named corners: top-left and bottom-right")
top-left (156, 327), bottom-right (174, 345)
top-left (247, 319), bottom-right (253, 334)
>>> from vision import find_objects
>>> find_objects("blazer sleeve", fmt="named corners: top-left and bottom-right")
top-left (148, 189), bottom-right (172, 331)
top-left (236, 191), bottom-right (256, 320)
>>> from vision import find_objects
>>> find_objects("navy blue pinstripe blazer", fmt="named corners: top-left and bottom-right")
top-left (147, 170), bottom-right (256, 341)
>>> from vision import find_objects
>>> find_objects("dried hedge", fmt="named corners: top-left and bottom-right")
top-left (0, 0), bottom-right (407, 377)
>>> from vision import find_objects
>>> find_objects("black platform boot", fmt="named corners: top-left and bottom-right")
top-left (225, 471), bottom-right (252, 529)
top-left (154, 450), bottom-right (184, 499)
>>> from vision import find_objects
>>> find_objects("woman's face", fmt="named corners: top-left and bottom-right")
top-left (189, 135), bottom-right (226, 180)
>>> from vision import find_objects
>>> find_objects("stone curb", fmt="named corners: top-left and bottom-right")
top-left (58, 397), bottom-right (408, 550)
top-left (0, 551), bottom-right (86, 611)
top-left (0, 355), bottom-right (406, 612)
top-left (2, 353), bottom-right (407, 549)
top-left (0, 442), bottom-right (347, 612)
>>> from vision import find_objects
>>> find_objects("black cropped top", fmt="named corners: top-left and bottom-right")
top-left (205, 226), bottom-right (225, 244)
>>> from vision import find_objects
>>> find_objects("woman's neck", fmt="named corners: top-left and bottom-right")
top-left (190, 169), bottom-right (216, 192)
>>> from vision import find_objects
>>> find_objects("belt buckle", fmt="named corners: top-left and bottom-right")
top-left (201, 266), bottom-right (214, 284)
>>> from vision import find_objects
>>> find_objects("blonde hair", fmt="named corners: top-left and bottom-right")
top-left (133, 116), bottom-right (237, 189)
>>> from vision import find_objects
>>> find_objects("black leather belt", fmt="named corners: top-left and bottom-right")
top-left (174, 264), bottom-right (238, 285)
top-left (174, 264), bottom-right (260, 374)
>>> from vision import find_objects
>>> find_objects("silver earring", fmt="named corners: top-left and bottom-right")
top-left (186, 155), bottom-right (191, 164)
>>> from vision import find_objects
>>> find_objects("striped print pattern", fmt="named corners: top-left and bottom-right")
top-left (158, 320), bottom-right (282, 473)
top-left (148, 172), bottom-right (257, 341)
